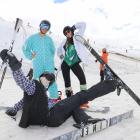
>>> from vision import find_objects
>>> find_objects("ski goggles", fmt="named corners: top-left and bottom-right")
top-left (40, 23), bottom-right (50, 30)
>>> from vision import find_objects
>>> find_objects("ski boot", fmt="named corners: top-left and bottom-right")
top-left (65, 89), bottom-right (73, 98)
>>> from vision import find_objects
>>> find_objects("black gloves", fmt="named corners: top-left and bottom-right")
top-left (0, 49), bottom-right (21, 71)
top-left (71, 25), bottom-right (76, 35)
top-left (5, 107), bottom-right (17, 116)
top-left (71, 25), bottom-right (76, 31)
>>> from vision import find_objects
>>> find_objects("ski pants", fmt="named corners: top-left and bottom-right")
top-left (61, 61), bottom-right (86, 88)
top-left (100, 70), bottom-right (104, 82)
top-left (46, 80), bottom-right (116, 127)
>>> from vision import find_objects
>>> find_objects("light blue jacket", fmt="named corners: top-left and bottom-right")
top-left (22, 33), bottom-right (58, 99)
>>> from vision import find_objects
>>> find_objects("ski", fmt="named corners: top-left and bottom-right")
top-left (52, 110), bottom-right (133, 140)
top-left (0, 106), bottom-right (12, 110)
top-left (74, 35), bottom-right (140, 106)
top-left (83, 106), bottom-right (110, 114)
top-left (0, 18), bottom-right (23, 89)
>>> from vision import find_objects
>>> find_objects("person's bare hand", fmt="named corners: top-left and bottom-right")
top-left (32, 52), bottom-right (36, 58)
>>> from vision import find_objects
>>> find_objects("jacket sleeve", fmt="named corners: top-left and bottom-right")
top-left (74, 22), bottom-right (86, 36)
top-left (57, 40), bottom-right (65, 60)
top-left (13, 69), bottom-right (36, 95)
top-left (22, 37), bottom-right (33, 60)
top-left (49, 37), bottom-right (55, 56)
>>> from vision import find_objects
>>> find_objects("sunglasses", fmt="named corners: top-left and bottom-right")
top-left (64, 30), bottom-right (71, 35)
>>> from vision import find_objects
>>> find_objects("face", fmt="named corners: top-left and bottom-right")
top-left (40, 76), bottom-right (50, 88)
top-left (40, 28), bottom-right (48, 35)
top-left (65, 30), bottom-right (73, 38)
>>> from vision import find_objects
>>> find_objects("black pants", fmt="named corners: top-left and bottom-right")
top-left (61, 61), bottom-right (86, 88)
top-left (100, 70), bottom-right (104, 82)
top-left (46, 80), bottom-right (116, 127)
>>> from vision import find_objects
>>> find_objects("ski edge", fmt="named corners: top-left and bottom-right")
top-left (52, 110), bottom-right (133, 140)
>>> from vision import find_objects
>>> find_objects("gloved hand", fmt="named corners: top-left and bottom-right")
top-left (71, 25), bottom-right (76, 35)
top-left (60, 54), bottom-right (64, 60)
top-left (71, 25), bottom-right (76, 31)
top-left (0, 49), bottom-right (21, 71)
top-left (5, 107), bottom-right (17, 116)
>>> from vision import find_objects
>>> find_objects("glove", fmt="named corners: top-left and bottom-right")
top-left (0, 49), bottom-right (21, 71)
top-left (71, 25), bottom-right (76, 31)
top-left (71, 25), bottom-right (76, 34)
top-left (5, 107), bottom-right (17, 116)
top-left (60, 54), bottom-right (64, 60)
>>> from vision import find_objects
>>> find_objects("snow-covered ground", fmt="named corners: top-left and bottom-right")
top-left (0, 52), bottom-right (140, 140)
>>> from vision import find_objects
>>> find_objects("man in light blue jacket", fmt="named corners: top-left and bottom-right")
top-left (22, 20), bottom-right (59, 101)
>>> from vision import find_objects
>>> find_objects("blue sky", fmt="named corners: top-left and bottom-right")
top-left (53, 0), bottom-right (68, 3)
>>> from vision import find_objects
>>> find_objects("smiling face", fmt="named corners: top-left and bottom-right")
top-left (40, 28), bottom-right (48, 35)
top-left (65, 30), bottom-right (73, 38)
top-left (39, 20), bottom-right (50, 35)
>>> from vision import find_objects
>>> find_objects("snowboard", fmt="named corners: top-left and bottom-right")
top-left (52, 110), bottom-right (133, 140)
top-left (74, 34), bottom-right (140, 106)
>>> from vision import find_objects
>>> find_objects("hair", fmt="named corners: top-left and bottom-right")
top-left (102, 48), bottom-right (107, 53)
top-left (63, 26), bottom-right (71, 35)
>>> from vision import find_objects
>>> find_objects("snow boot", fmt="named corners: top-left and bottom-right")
top-left (65, 89), bottom-right (73, 97)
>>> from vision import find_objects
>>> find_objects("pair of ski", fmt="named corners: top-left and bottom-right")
top-left (52, 110), bottom-right (133, 140)
top-left (0, 18), bottom-right (23, 89)
top-left (74, 35), bottom-right (140, 106)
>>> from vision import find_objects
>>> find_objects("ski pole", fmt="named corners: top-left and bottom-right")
top-left (0, 18), bottom-right (23, 89)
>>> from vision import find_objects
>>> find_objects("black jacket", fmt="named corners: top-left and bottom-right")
top-left (19, 80), bottom-right (49, 128)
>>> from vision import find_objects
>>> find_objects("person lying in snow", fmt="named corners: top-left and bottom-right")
top-left (0, 49), bottom-right (120, 128)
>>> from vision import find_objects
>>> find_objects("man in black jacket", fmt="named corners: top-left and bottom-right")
top-left (0, 49), bottom-right (117, 128)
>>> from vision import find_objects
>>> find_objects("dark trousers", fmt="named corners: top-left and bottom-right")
top-left (61, 61), bottom-right (86, 88)
top-left (100, 70), bottom-right (104, 82)
top-left (46, 80), bottom-right (116, 127)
